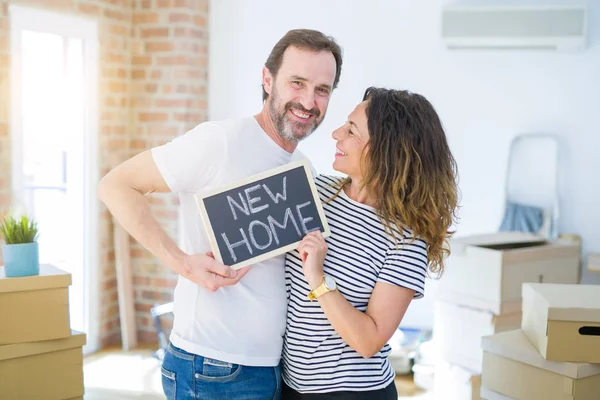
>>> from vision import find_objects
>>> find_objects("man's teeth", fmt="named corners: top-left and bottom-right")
top-left (291, 109), bottom-right (311, 119)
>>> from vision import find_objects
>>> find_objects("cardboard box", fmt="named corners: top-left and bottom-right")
top-left (0, 264), bottom-right (71, 345)
top-left (434, 301), bottom-right (521, 373)
top-left (480, 387), bottom-right (513, 400)
top-left (412, 363), bottom-right (434, 391)
top-left (522, 283), bottom-right (600, 363)
top-left (433, 361), bottom-right (481, 400)
top-left (587, 253), bottom-right (600, 272)
top-left (438, 232), bottom-right (580, 315)
top-left (0, 330), bottom-right (86, 399)
top-left (482, 330), bottom-right (600, 400)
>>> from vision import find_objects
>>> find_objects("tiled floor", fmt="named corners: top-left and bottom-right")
top-left (83, 348), bottom-right (433, 399)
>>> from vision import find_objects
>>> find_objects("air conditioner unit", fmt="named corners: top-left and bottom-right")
top-left (441, 4), bottom-right (587, 51)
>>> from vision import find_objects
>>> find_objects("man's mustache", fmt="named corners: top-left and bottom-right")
top-left (285, 102), bottom-right (320, 118)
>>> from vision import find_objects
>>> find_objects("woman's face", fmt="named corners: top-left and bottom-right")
top-left (332, 101), bottom-right (370, 179)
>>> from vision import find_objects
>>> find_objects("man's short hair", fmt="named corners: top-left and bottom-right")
top-left (262, 29), bottom-right (343, 101)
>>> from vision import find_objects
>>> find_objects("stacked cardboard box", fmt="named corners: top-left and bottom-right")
top-left (433, 300), bottom-right (522, 373)
top-left (433, 232), bottom-right (581, 399)
top-left (481, 283), bottom-right (600, 400)
top-left (433, 361), bottom-right (482, 400)
top-left (0, 264), bottom-right (86, 399)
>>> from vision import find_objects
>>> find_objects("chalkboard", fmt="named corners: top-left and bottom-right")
top-left (195, 160), bottom-right (330, 269)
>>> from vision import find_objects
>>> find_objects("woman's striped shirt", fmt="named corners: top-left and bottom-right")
top-left (282, 174), bottom-right (428, 393)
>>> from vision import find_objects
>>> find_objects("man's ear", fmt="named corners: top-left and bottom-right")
top-left (262, 66), bottom-right (273, 96)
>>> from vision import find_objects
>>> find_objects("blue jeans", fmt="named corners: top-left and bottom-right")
top-left (161, 343), bottom-right (282, 400)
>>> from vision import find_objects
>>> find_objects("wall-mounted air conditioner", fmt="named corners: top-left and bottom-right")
top-left (441, 4), bottom-right (587, 51)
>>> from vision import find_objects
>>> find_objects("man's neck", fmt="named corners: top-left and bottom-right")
top-left (254, 104), bottom-right (297, 154)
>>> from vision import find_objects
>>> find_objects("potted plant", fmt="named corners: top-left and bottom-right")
top-left (0, 213), bottom-right (40, 277)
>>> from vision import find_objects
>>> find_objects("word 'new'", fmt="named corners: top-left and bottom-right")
top-left (221, 176), bottom-right (318, 263)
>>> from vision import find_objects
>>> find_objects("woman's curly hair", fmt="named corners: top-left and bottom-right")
top-left (335, 87), bottom-right (459, 276)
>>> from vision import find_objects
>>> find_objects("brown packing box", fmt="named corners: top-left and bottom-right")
top-left (480, 387), bottom-right (514, 399)
top-left (472, 374), bottom-right (482, 400)
top-left (522, 283), bottom-right (600, 363)
top-left (433, 361), bottom-right (481, 400)
top-left (481, 330), bottom-right (600, 400)
top-left (588, 253), bottom-right (600, 272)
top-left (434, 301), bottom-right (521, 373)
top-left (438, 232), bottom-right (580, 315)
top-left (0, 264), bottom-right (71, 345)
top-left (0, 330), bottom-right (86, 399)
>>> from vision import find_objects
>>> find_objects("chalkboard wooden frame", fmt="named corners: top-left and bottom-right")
top-left (194, 159), bottom-right (330, 269)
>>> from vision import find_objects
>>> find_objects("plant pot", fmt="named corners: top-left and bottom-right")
top-left (2, 242), bottom-right (40, 277)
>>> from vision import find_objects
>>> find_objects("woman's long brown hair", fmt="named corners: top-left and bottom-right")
top-left (336, 87), bottom-right (459, 276)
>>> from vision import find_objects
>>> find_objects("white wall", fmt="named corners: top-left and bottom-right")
top-left (209, 0), bottom-right (600, 329)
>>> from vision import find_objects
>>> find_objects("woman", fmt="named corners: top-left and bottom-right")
top-left (282, 87), bottom-right (458, 399)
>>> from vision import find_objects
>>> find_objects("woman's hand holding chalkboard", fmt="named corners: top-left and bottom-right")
top-left (180, 251), bottom-right (251, 292)
top-left (298, 231), bottom-right (328, 289)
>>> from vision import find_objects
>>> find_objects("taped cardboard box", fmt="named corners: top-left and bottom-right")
top-left (0, 330), bottom-right (85, 399)
top-left (522, 283), bottom-right (600, 363)
top-left (438, 232), bottom-right (580, 315)
top-left (481, 330), bottom-right (600, 400)
top-left (434, 301), bottom-right (521, 373)
top-left (433, 361), bottom-right (481, 400)
top-left (0, 264), bottom-right (71, 345)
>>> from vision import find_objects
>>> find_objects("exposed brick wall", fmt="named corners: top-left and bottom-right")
top-left (130, 0), bottom-right (208, 344)
top-left (96, 0), bottom-right (136, 350)
top-left (0, 2), bottom-right (12, 216)
top-left (0, 0), bottom-right (208, 348)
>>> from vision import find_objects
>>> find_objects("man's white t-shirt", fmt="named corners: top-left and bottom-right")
top-left (152, 117), bottom-right (307, 367)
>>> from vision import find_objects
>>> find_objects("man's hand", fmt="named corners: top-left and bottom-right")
top-left (180, 252), bottom-right (251, 292)
top-left (97, 151), bottom-right (252, 292)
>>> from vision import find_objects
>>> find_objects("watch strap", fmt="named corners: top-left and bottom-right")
top-left (307, 279), bottom-right (330, 301)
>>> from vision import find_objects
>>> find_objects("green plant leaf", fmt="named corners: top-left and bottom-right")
top-left (0, 212), bottom-right (39, 244)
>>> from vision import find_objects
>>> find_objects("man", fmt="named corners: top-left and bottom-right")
top-left (97, 29), bottom-right (343, 400)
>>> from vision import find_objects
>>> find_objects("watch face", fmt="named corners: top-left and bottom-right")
top-left (324, 275), bottom-right (336, 290)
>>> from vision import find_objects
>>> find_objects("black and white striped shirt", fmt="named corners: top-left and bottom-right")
top-left (282, 175), bottom-right (428, 394)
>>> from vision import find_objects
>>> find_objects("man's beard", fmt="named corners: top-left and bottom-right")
top-left (268, 86), bottom-right (323, 144)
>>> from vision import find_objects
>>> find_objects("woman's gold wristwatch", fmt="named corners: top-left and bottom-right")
top-left (307, 275), bottom-right (337, 301)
